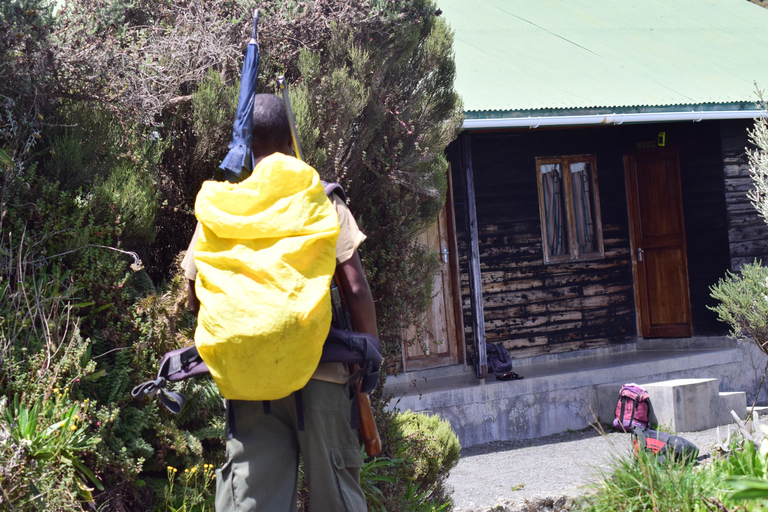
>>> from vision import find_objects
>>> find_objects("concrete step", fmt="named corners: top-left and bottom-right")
top-left (385, 340), bottom-right (753, 448)
top-left (596, 378), bottom-right (746, 432)
top-left (720, 391), bottom-right (749, 425)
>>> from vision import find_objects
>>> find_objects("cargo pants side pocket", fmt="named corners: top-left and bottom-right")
top-left (331, 446), bottom-right (366, 512)
top-left (215, 458), bottom-right (235, 511)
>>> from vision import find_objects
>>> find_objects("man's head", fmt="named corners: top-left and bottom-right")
top-left (252, 94), bottom-right (292, 158)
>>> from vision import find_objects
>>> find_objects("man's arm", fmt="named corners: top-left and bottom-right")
top-left (335, 251), bottom-right (378, 338)
top-left (187, 279), bottom-right (200, 315)
top-left (337, 248), bottom-right (382, 456)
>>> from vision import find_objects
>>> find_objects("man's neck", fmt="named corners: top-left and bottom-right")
top-left (252, 149), bottom-right (289, 169)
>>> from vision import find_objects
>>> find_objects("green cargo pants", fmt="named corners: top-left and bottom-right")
top-left (215, 379), bottom-right (367, 512)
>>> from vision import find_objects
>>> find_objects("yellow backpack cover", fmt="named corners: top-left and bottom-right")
top-left (193, 153), bottom-right (340, 400)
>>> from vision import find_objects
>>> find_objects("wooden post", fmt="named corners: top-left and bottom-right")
top-left (460, 132), bottom-right (487, 379)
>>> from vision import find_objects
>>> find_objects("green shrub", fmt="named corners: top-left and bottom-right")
top-left (709, 260), bottom-right (768, 349)
top-left (192, 69), bottom-right (240, 175)
top-left (710, 260), bottom-right (768, 411)
top-left (389, 410), bottom-right (461, 504)
top-left (92, 161), bottom-right (159, 247)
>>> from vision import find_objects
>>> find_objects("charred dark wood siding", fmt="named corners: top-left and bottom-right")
top-left (448, 121), bottom-right (731, 359)
top-left (721, 119), bottom-right (768, 270)
top-left (676, 121), bottom-right (732, 335)
top-left (449, 127), bottom-right (636, 359)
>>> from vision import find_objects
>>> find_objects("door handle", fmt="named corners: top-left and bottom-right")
top-left (637, 248), bottom-right (643, 262)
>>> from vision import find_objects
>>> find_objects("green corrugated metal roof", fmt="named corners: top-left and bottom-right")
top-left (437, 0), bottom-right (768, 118)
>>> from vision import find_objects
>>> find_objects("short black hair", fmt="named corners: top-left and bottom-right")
top-left (252, 94), bottom-right (291, 154)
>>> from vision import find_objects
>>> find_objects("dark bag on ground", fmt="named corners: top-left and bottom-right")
top-left (632, 426), bottom-right (699, 464)
top-left (486, 343), bottom-right (513, 374)
top-left (613, 383), bottom-right (650, 432)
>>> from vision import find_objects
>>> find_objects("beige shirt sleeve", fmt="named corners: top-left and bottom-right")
top-left (180, 222), bottom-right (202, 281)
top-left (332, 193), bottom-right (366, 264)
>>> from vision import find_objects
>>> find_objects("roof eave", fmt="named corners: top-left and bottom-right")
top-left (463, 102), bottom-right (766, 130)
top-left (463, 105), bottom-right (767, 130)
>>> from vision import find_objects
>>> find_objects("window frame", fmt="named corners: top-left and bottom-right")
top-left (535, 154), bottom-right (604, 264)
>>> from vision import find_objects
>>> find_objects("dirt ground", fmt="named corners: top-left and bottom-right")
top-left (446, 424), bottom-right (726, 512)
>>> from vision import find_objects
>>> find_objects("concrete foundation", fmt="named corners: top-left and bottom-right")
top-left (385, 336), bottom-right (768, 448)
top-left (596, 378), bottom-right (746, 432)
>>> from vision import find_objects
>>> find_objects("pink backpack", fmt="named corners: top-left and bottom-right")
top-left (613, 383), bottom-right (650, 432)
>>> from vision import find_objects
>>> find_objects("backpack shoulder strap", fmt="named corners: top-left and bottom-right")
top-left (322, 181), bottom-right (347, 202)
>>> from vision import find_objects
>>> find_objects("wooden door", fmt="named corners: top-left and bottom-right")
top-left (403, 172), bottom-right (465, 371)
top-left (624, 148), bottom-right (692, 338)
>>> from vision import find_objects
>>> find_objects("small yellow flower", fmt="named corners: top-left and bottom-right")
top-left (167, 466), bottom-right (173, 471)
top-left (191, 467), bottom-right (197, 473)
top-left (73, 414), bottom-right (79, 420)
top-left (173, 468), bottom-right (177, 473)
top-left (69, 425), bottom-right (77, 431)
top-left (53, 388), bottom-right (59, 393)
top-left (184, 469), bottom-right (189, 473)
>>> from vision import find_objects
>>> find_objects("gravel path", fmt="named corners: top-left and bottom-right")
top-left (446, 425), bottom-right (725, 512)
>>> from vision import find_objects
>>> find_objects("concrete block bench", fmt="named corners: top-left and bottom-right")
top-left (597, 378), bottom-right (746, 432)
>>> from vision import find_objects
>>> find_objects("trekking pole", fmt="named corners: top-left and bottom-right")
top-left (277, 76), bottom-right (304, 161)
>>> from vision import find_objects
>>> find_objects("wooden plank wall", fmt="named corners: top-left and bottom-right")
top-left (447, 121), bottom-right (731, 360)
top-left (677, 121), bottom-right (733, 335)
top-left (721, 119), bottom-right (768, 270)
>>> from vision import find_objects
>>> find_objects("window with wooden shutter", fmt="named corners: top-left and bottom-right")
top-left (535, 155), bottom-right (604, 263)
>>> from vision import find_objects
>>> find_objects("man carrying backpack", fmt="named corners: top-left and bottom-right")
top-left (181, 93), bottom-right (378, 511)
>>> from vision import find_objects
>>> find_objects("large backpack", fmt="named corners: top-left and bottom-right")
top-left (132, 176), bottom-right (382, 412)
top-left (192, 153), bottom-right (339, 401)
top-left (613, 383), bottom-right (650, 432)
top-left (632, 426), bottom-right (699, 464)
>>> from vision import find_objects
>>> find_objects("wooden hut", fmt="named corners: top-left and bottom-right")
top-left (404, 0), bottom-right (768, 378)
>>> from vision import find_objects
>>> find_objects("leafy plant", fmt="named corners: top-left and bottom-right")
top-left (359, 445), bottom-right (454, 512)
top-left (4, 393), bottom-right (103, 494)
top-left (360, 450), bottom-right (402, 511)
top-left (159, 463), bottom-right (217, 512)
top-left (577, 446), bottom-right (720, 512)
top-left (400, 482), bottom-right (452, 512)
top-left (710, 261), bottom-right (768, 412)
top-left (722, 425), bottom-right (768, 505)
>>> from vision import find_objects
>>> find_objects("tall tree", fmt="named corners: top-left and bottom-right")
top-left (257, 0), bottom-right (464, 373)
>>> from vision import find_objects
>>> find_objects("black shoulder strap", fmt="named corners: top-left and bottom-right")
top-left (322, 181), bottom-right (347, 202)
